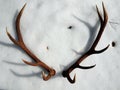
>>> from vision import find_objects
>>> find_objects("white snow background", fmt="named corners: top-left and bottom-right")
top-left (0, 0), bottom-right (120, 90)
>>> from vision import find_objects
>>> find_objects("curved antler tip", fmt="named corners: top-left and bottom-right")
top-left (96, 5), bottom-right (99, 14)
top-left (102, 2), bottom-right (108, 21)
top-left (108, 44), bottom-right (110, 47)
top-left (79, 64), bottom-right (96, 69)
top-left (42, 71), bottom-right (45, 79)
top-left (23, 3), bottom-right (27, 8)
top-left (6, 27), bottom-right (19, 45)
top-left (18, 3), bottom-right (27, 17)
top-left (74, 74), bottom-right (76, 81)
top-left (22, 59), bottom-right (40, 66)
top-left (96, 4), bottom-right (98, 7)
top-left (6, 27), bottom-right (8, 30)
top-left (62, 70), bottom-right (76, 83)
top-left (22, 59), bottom-right (30, 64)
top-left (102, 1), bottom-right (104, 6)
top-left (22, 59), bottom-right (26, 63)
top-left (106, 44), bottom-right (110, 49)
top-left (6, 27), bottom-right (9, 34)
top-left (70, 74), bottom-right (76, 84)
top-left (42, 69), bottom-right (56, 81)
top-left (42, 71), bottom-right (50, 81)
top-left (25, 3), bottom-right (27, 6)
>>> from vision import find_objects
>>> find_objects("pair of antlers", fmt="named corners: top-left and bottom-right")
top-left (6, 2), bottom-right (109, 83)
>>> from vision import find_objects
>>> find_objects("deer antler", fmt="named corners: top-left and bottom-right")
top-left (6, 4), bottom-right (56, 81)
top-left (62, 2), bottom-right (110, 83)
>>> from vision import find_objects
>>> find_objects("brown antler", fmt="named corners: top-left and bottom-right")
top-left (62, 2), bottom-right (110, 83)
top-left (6, 4), bottom-right (56, 81)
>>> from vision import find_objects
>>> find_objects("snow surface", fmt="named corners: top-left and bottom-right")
top-left (0, 0), bottom-right (120, 90)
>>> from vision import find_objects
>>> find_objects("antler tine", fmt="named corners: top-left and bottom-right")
top-left (23, 59), bottom-right (55, 80)
top-left (6, 27), bottom-right (19, 45)
top-left (102, 2), bottom-right (108, 24)
top-left (62, 70), bottom-right (76, 83)
top-left (22, 59), bottom-right (40, 66)
top-left (23, 59), bottom-right (56, 81)
top-left (91, 2), bottom-right (109, 52)
top-left (6, 4), bottom-right (56, 81)
top-left (6, 4), bottom-right (26, 46)
top-left (96, 5), bottom-right (103, 23)
top-left (78, 64), bottom-right (96, 69)
top-left (16, 3), bottom-right (26, 42)
top-left (62, 2), bottom-right (109, 84)
top-left (42, 70), bottom-right (56, 81)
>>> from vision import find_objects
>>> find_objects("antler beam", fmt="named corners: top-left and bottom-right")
top-left (6, 4), bottom-right (56, 81)
top-left (62, 2), bottom-right (109, 83)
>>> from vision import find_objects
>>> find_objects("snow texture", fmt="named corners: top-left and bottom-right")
top-left (0, 0), bottom-right (120, 90)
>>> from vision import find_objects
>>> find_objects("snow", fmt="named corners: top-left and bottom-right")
top-left (0, 0), bottom-right (120, 90)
